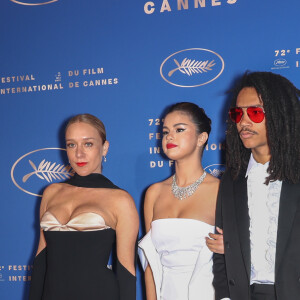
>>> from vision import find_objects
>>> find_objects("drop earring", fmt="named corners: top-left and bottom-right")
top-left (103, 156), bottom-right (107, 162)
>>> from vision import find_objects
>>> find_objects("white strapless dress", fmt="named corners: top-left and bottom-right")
top-left (138, 218), bottom-right (215, 300)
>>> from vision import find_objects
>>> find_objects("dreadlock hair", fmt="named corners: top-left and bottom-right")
top-left (166, 102), bottom-right (212, 155)
top-left (226, 71), bottom-right (300, 184)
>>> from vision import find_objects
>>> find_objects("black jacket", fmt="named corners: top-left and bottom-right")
top-left (213, 169), bottom-right (300, 300)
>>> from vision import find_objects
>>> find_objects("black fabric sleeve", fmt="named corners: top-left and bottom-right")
top-left (29, 248), bottom-right (47, 300)
top-left (116, 258), bottom-right (136, 300)
top-left (213, 174), bottom-right (230, 300)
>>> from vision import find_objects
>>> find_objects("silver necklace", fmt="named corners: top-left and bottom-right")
top-left (172, 171), bottom-right (207, 200)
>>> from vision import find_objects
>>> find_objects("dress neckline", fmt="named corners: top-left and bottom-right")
top-left (65, 173), bottom-right (120, 189)
top-left (152, 218), bottom-right (214, 227)
top-left (42, 211), bottom-right (110, 227)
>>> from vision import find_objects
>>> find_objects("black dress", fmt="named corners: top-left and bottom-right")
top-left (29, 173), bottom-right (136, 300)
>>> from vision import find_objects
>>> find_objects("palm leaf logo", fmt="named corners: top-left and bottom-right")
top-left (22, 159), bottom-right (74, 183)
top-left (168, 58), bottom-right (216, 77)
top-left (208, 168), bottom-right (224, 178)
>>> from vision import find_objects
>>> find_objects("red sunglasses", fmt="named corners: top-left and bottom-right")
top-left (229, 106), bottom-right (265, 123)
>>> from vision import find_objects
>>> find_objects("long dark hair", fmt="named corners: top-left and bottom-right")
top-left (226, 71), bottom-right (300, 184)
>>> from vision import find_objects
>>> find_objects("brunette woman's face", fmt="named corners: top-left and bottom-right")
top-left (65, 122), bottom-right (108, 176)
top-left (162, 111), bottom-right (205, 161)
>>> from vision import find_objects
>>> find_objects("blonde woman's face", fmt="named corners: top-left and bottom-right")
top-left (65, 122), bottom-right (108, 176)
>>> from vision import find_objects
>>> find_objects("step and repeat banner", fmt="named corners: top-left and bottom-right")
top-left (0, 0), bottom-right (299, 299)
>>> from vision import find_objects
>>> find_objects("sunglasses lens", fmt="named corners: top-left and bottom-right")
top-left (247, 107), bottom-right (265, 123)
top-left (229, 108), bottom-right (243, 123)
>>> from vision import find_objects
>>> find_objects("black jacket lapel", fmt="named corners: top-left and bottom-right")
top-left (275, 181), bottom-right (300, 275)
top-left (234, 173), bottom-right (251, 280)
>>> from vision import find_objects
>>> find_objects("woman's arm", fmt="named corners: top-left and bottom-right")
top-left (205, 177), bottom-right (225, 254)
top-left (115, 191), bottom-right (139, 300)
top-left (143, 185), bottom-right (158, 300)
top-left (144, 266), bottom-right (157, 300)
top-left (35, 198), bottom-right (47, 256)
top-left (29, 185), bottom-right (52, 300)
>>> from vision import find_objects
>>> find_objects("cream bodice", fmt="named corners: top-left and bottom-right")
top-left (41, 211), bottom-right (110, 231)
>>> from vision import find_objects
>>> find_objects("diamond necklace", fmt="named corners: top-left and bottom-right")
top-left (171, 171), bottom-right (207, 200)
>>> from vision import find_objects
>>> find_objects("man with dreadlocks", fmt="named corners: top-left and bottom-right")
top-left (212, 71), bottom-right (300, 300)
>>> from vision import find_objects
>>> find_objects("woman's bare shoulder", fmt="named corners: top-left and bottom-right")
top-left (203, 174), bottom-right (220, 205)
top-left (42, 183), bottom-right (65, 199)
top-left (110, 190), bottom-right (138, 224)
top-left (40, 183), bottom-right (65, 214)
top-left (111, 188), bottom-right (134, 202)
top-left (146, 176), bottom-right (172, 198)
top-left (205, 173), bottom-right (220, 187)
top-left (105, 189), bottom-right (136, 213)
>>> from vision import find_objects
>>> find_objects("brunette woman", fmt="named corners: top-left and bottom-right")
top-left (139, 102), bottom-right (223, 300)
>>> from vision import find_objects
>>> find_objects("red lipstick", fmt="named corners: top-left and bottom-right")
top-left (76, 162), bottom-right (87, 167)
top-left (166, 143), bottom-right (177, 149)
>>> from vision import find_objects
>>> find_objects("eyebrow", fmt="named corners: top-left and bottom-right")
top-left (65, 137), bottom-right (96, 141)
top-left (235, 105), bottom-right (263, 108)
top-left (163, 122), bottom-right (188, 129)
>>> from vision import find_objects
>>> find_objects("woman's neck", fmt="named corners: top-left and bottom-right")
top-left (174, 159), bottom-right (204, 186)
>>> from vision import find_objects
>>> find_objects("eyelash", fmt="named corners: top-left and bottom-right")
top-left (66, 143), bottom-right (75, 148)
top-left (66, 142), bottom-right (93, 148)
top-left (162, 128), bottom-right (185, 135)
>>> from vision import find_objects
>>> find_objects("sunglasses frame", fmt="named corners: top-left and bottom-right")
top-left (229, 105), bottom-right (265, 123)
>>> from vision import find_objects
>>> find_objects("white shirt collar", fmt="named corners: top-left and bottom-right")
top-left (245, 153), bottom-right (270, 178)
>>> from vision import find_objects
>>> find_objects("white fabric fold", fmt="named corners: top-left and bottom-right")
top-left (138, 218), bottom-right (215, 300)
top-left (138, 229), bottom-right (162, 299)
